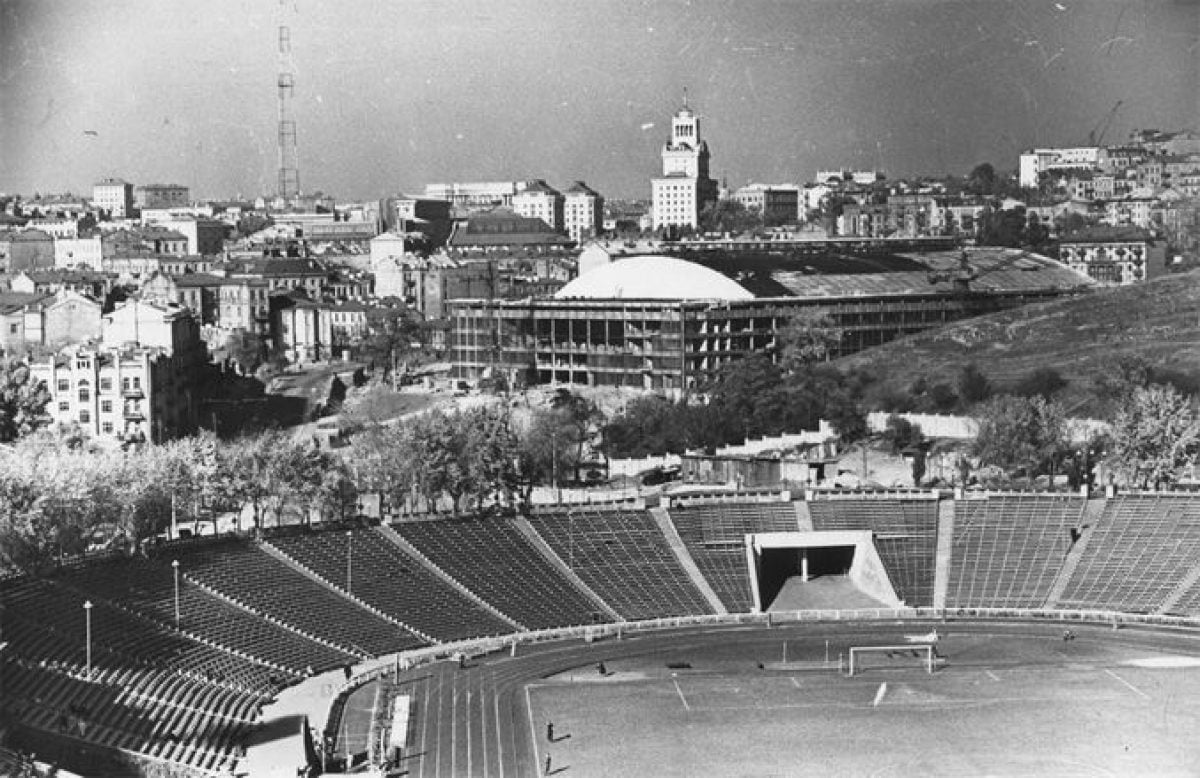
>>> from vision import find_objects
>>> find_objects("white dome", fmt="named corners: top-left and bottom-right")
top-left (555, 255), bottom-right (754, 301)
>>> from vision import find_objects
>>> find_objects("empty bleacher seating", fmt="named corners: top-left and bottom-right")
top-left (394, 516), bottom-right (611, 629)
top-left (525, 506), bottom-right (714, 620)
top-left (63, 556), bottom-right (356, 677)
top-left (177, 537), bottom-right (424, 656)
top-left (268, 527), bottom-right (515, 642)
top-left (807, 497), bottom-right (939, 606)
top-left (669, 501), bottom-right (798, 611)
top-left (1057, 495), bottom-right (1200, 614)
top-left (947, 496), bottom-right (1084, 608)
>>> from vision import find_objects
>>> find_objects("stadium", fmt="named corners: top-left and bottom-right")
top-left (448, 241), bottom-right (1095, 391)
top-left (4, 489), bottom-right (1200, 777)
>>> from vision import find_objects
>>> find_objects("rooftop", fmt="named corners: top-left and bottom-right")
top-left (555, 255), bottom-right (755, 301)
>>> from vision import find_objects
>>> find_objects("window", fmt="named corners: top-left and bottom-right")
top-left (8, 323), bottom-right (16, 334)
top-left (101, 400), bottom-right (112, 414)
top-left (57, 379), bottom-right (69, 392)
top-left (101, 422), bottom-right (113, 434)
top-left (79, 410), bottom-right (90, 423)
top-left (58, 400), bottom-right (69, 412)
top-left (100, 377), bottom-right (112, 391)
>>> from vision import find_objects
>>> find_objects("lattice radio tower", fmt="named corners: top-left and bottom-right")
top-left (276, 1), bottom-right (300, 202)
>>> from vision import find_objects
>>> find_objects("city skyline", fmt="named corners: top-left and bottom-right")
top-left (1, 0), bottom-right (1196, 201)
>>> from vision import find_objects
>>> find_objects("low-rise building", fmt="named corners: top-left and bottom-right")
top-left (1058, 229), bottom-right (1166, 285)
top-left (7, 229), bottom-right (56, 271)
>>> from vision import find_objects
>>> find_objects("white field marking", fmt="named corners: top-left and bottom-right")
top-left (465, 686), bottom-right (472, 778)
top-left (493, 671), bottom-right (504, 778)
top-left (1104, 668), bottom-right (1150, 700)
top-left (1125, 656), bottom-right (1200, 669)
top-left (673, 678), bottom-right (692, 712)
top-left (985, 670), bottom-right (1001, 682)
top-left (873, 682), bottom-right (888, 707)
top-left (525, 684), bottom-right (541, 777)
top-left (451, 682), bottom-right (458, 777)
top-left (790, 676), bottom-right (802, 689)
top-left (782, 640), bottom-right (788, 663)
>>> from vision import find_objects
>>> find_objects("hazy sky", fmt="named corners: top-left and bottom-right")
top-left (1, 0), bottom-right (1196, 200)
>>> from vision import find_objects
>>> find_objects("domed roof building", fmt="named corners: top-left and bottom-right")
top-left (555, 256), bottom-right (753, 301)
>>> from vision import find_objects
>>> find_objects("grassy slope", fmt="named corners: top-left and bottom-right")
top-left (835, 270), bottom-right (1200, 413)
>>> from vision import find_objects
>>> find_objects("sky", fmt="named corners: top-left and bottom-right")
top-left (1, 0), bottom-right (1196, 201)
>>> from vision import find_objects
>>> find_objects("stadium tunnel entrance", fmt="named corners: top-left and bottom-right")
top-left (748, 531), bottom-right (901, 612)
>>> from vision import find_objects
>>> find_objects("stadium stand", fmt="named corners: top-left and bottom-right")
top-left (0, 577), bottom-right (265, 774)
top-left (61, 556), bottom-right (357, 677)
top-left (807, 496), bottom-right (939, 606)
top-left (177, 537), bottom-right (423, 657)
top-left (946, 495), bottom-right (1085, 608)
top-left (524, 506), bottom-right (714, 620)
top-left (1057, 495), bottom-right (1200, 614)
top-left (668, 501), bottom-right (799, 611)
top-left (267, 527), bottom-right (515, 642)
top-left (9, 491), bottom-right (1200, 777)
top-left (393, 516), bottom-right (611, 630)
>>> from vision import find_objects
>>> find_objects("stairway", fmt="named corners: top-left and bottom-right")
top-left (932, 497), bottom-right (955, 609)
top-left (510, 516), bottom-right (621, 621)
top-left (649, 507), bottom-right (726, 614)
top-left (1042, 498), bottom-right (1107, 608)
top-left (794, 500), bottom-right (814, 532)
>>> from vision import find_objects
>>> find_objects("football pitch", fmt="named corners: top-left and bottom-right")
top-left (525, 626), bottom-right (1200, 777)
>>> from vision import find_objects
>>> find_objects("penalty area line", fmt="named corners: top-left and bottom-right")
top-left (673, 678), bottom-right (692, 712)
top-left (1104, 668), bottom-right (1150, 700)
top-left (873, 682), bottom-right (888, 708)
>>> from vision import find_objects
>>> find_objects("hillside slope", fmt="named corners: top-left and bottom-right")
top-left (836, 270), bottom-right (1200, 412)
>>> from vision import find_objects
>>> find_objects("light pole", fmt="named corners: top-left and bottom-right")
top-left (172, 559), bottom-right (180, 627)
top-left (346, 530), bottom-right (353, 596)
top-left (568, 509), bottom-right (575, 569)
top-left (83, 600), bottom-right (93, 679)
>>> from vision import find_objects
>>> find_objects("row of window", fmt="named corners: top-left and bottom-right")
top-left (55, 376), bottom-right (142, 393)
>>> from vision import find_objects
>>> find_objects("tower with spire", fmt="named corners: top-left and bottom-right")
top-left (652, 90), bottom-right (718, 232)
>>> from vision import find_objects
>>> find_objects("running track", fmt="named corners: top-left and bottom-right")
top-left (361, 620), bottom-right (1200, 777)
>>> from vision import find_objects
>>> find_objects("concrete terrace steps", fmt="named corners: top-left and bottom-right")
top-left (794, 500), bottom-right (814, 532)
top-left (1042, 498), bottom-right (1106, 608)
top-left (1157, 563), bottom-right (1200, 615)
top-left (257, 538), bottom-right (438, 648)
top-left (182, 570), bottom-right (375, 660)
top-left (932, 498), bottom-right (955, 609)
top-left (374, 522), bottom-right (524, 632)
top-left (650, 506), bottom-right (727, 615)
top-left (510, 515), bottom-right (622, 621)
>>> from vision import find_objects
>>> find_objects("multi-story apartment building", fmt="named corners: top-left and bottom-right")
top-left (134, 184), bottom-right (190, 210)
top-left (563, 182), bottom-right (604, 242)
top-left (273, 295), bottom-right (370, 363)
top-left (30, 301), bottom-right (206, 443)
top-left (423, 181), bottom-right (530, 210)
top-left (92, 178), bottom-right (135, 218)
top-left (651, 99), bottom-right (719, 231)
top-left (1018, 147), bottom-right (1103, 188)
top-left (511, 180), bottom-right (565, 234)
top-left (733, 184), bottom-right (801, 225)
top-left (1058, 230), bottom-right (1166, 285)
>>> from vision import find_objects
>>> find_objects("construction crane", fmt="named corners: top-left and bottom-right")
top-left (1088, 100), bottom-right (1123, 147)
top-left (926, 248), bottom-right (1033, 294)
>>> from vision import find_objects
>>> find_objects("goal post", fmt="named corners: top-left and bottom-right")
top-left (847, 644), bottom-right (936, 676)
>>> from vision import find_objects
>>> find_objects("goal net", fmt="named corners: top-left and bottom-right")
top-left (847, 644), bottom-right (936, 676)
